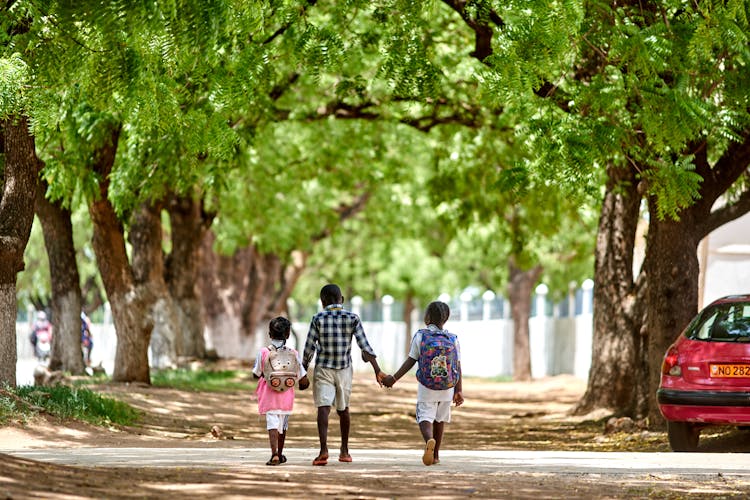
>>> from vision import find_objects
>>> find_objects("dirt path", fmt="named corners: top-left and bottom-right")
top-left (2, 370), bottom-right (750, 498)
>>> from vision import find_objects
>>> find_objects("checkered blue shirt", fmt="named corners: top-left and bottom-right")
top-left (302, 304), bottom-right (376, 369)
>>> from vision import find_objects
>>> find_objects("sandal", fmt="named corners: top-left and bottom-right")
top-left (279, 455), bottom-right (287, 464)
top-left (422, 438), bottom-right (436, 466)
top-left (266, 454), bottom-right (281, 466)
top-left (312, 454), bottom-right (328, 466)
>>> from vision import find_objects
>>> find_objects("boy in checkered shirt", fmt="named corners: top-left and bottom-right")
top-left (302, 284), bottom-right (384, 465)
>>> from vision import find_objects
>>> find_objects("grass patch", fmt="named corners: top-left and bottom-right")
top-left (1, 385), bottom-right (139, 426)
top-left (150, 368), bottom-right (255, 392)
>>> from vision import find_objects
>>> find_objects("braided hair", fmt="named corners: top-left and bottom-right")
top-left (269, 316), bottom-right (291, 342)
top-left (424, 301), bottom-right (450, 329)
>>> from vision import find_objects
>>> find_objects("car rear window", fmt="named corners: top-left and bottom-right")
top-left (690, 302), bottom-right (750, 341)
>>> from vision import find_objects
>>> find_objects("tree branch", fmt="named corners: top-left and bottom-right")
top-left (440, 0), bottom-right (503, 62)
top-left (283, 97), bottom-right (502, 133)
top-left (262, 0), bottom-right (319, 45)
top-left (311, 191), bottom-right (371, 243)
top-left (710, 131), bottom-right (750, 194)
top-left (697, 185), bottom-right (750, 239)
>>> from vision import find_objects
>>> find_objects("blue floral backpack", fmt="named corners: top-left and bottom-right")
top-left (416, 328), bottom-right (459, 390)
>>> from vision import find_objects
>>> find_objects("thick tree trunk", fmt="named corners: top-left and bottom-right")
top-left (201, 232), bottom-right (252, 357)
top-left (507, 258), bottom-right (542, 381)
top-left (36, 178), bottom-right (85, 375)
top-left (639, 137), bottom-right (750, 426)
top-left (643, 209), bottom-right (701, 427)
top-left (575, 165), bottom-right (644, 416)
top-left (130, 201), bottom-right (180, 369)
top-left (200, 231), bottom-right (308, 358)
top-left (165, 194), bottom-right (212, 359)
top-left (88, 128), bottom-right (152, 383)
top-left (0, 117), bottom-right (38, 387)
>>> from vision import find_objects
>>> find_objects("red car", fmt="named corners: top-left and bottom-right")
top-left (658, 294), bottom-right (750, 451)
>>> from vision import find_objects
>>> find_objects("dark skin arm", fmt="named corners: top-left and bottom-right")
top-left (384, 359), bottom-right (464, 406)
top-left (362, 351), bottom-right (385, 386)
top-left (382, 357), bottom-right (417, 388)
top-left (453, 362), bottom-right (464, 406)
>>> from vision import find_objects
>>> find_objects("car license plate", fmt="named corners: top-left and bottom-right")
top-left (710, 364), bottom-right (750, 377)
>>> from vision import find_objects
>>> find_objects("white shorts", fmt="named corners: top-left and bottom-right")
top-left (266, 412), bottom-right (290, 432)
top-left (313, 365), bottom-right (353, 411)
top-left (416, 401), bottom-right (452, 423)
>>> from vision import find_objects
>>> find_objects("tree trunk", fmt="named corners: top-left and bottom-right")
top-left (507, 258), bottom-right (542, 381)
top-left (575, 165), bottom-right (644, 416)
top-left (88, 127), bottom-right (152, 383)
top-left (642, 136), bottom-right (750, 427)
top-left (165, 193), bottom-right (213, 359)
top-left (0, 117), bottom-right (38, 387)
top-left (643, 208), bottom-right (701, 427)
top-left (201, 232), bottom-right (252, 357)
top-left (200, 230), bottom-right (308, 358)
top-left (36, 177), bottom-right (85, 375)
top-left (130, 201), bottom-right (180, 369)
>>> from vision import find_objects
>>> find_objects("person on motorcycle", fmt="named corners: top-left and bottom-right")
top-left (29, 311), bottom-right (53, 361)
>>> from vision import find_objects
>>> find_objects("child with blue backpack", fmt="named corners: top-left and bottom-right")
top-left (382, 301), bottom-right (463, 466)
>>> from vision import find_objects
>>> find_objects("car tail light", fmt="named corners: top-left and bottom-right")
top-left (662, 346), bottom-right (682, 376)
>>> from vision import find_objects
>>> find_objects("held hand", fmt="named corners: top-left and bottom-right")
top-left (453, 391), bottom-right (464, 407)
top-left (382, 375), bottom-right (396, 388)
top-left (376, 371), bottom-right (386, 387)
top-left (298, 376), bottom-right (310, 391)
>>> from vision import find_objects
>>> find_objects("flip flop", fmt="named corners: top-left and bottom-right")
top-left (432, 458), bottom-right (440, 465)
top-left (422, 438), bottom-right (436, 466)
top-left (266, 454), bottom-right (280, 466)
top-left (312, 454), bottom-right (328, 466)
top-left (338, 454), bottom-right (353, 462)
top-left (279, 455), bottom-right (287, 464)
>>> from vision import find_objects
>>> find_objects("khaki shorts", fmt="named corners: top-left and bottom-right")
top-left (313, 365), bottom-right (353, 411)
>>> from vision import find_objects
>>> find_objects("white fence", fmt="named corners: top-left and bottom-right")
top-left (15, 285), bottom-right (595, 384)
top-left (311, 314), bottom-right (593, 380)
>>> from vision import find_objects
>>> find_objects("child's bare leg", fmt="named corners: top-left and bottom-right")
top-left (316, 406), bottom-right (331, 458)
top-left (419, 420), bottom-right (434, 441)
top-left (268, 429), bottom-right (279, 456)
top-left (419, 420), bottom-right (436, 465)
top-left (278, 430), bottom-right (286, 457)
top-left (337, 408), bottom-right (350, 457)
top-left (433, 421), bottom-right (445, 461)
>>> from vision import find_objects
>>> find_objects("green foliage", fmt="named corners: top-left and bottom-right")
top-left (485, 0), bottom-right (750, 220)
top-left (150, 368), bottom-right (255, 392)
top-left (428, 122), bottom-right (598, 297)
top-left (0, 53), bottom-right (28, 118)
top-left (643, 156), bottom-right (704, 221)
top-left (3, 386), bottom-right (139, 426)
top-left (22, 0), bottom-right (750, 326)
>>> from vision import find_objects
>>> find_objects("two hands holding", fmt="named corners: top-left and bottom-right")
top-left (374, 370), bottom-right (464, 407)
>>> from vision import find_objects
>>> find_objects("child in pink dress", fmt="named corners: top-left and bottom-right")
top-left (253, 317), bottom-right (310, 465)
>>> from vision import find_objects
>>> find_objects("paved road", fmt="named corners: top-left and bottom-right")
top-left (3, 447), bottom-right (750, 476)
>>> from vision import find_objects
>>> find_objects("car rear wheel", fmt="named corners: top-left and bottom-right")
top-left (667, 421), bottom-right (699, 452)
